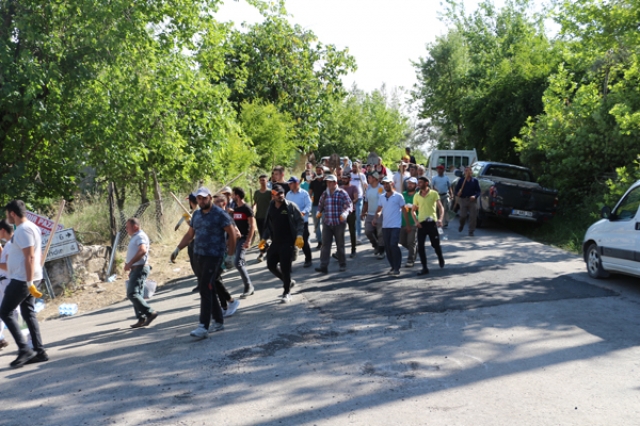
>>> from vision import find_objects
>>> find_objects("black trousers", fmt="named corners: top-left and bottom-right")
top-left (302, 223), bottom-right (312, 262)
top-left (267, 242), bottom-right (294, 294)
top-left (256, 218), bottom-right (269, 253)
top-left (195, 255), bottom-right (224, 328)
top-left (346, 211), bottom-right (356, 251)
top-left (417, 221), bottom-right (444, 270)
top-left (0, 279), bottom-right (45, 354)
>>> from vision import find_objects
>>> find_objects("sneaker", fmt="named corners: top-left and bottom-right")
top-left (10, 349), bottom-right (36, 368)
top-left (332, 252), bottom-right (338, 260)
top-left (290, 280), bottom-right (296, 289)
top-left (225, 299), bottom-right (240, 317)
top-left (315, 267), bottom-right (328, 274)
top-left (281, 293), bottom-right (292, 303)
top-left (405, 261), bottom-right (414, 268)
top-left (458, 224), bottom-right (464, 232)
top-left (391, 270), bottom-right (400, 276)
top-left (25, 351), bottom-right (49, 365)
top-left (143, 311), bottom-right (159, 327)
top-left (417, 268), bottom-right (430, 276)
top-left (130, 319), bottom-right (146, 329)
top-left (339, 264), bottom-right (347, 272)
top-left (208, 322), bottom-right (224, 333)
top-left (0, 339), bottom-right (8, 350)
top-left (387, 269), bottom-right (395, 276)
top-left (376, 252), bottom-right (386, 260)
top-left (190, 325), bottom-right (209, 339)
top-left (256, 254), bottom-right (264, 263)
top-left (303, 261), bottom-right (312, 268)
top-left (240, 288), bottom-right (255, 298)
top-left (191, 286), bottom-right (199, 293)
top-left (350, 251), bottom-right (356, 258)
top-left (316, 243), bottom-right (322, 251)
top-left (439, 258), bottom-right (445, 268)
top-left (469, 231), bottom-right (474, 237)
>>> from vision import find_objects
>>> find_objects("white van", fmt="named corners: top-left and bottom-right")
top-left (583, 179), bottom-right (640, 279)
top-left (427, 149), bottom-right (478, 180)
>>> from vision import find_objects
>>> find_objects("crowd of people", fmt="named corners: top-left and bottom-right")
top-left (0, 147), bottom-right (484, 366)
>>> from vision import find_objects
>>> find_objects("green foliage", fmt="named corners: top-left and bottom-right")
top-left (317, 86), bottom-right (410, 161)
top-left (412, 0), bottom-right (558, 162)
top-left (605, 160), bottom-right (640, 207)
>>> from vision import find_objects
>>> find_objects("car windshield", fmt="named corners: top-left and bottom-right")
top-left (484, 165), bottom-right (532, 182)
top-left (613, 185), bottom-right (640, 220)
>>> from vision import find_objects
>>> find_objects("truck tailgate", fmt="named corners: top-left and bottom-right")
top-left (493, 179), bottom-right (557, 213)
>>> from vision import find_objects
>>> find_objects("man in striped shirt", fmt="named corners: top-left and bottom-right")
top-left (314, 175), bottom-right (353, 274)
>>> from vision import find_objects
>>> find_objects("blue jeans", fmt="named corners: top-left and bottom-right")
top-left (235, 236), bottom-right (253, 292)
top-left (382, 228), bottom-right (401, 272)
top-left (311, 205), bottom-right (322, 242)
top-left (354, 198), bottom-right (364, 238)
top-left (127, 265), bottom-right (154, 320)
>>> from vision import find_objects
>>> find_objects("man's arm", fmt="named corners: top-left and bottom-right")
top-left (124, 244), bottom-right (148, 271)
top-left (245, 216), bottom-right (256, 248)
top-left (177, 227), bottom-right (196, 251)
top-left (361, 200), bottom-right (368, 218)
top-left (290, 203), bottom-right (304, 237)
top-left (22, 245), bottom-right (36, 282)
top-left (436, 199), bottom-right (444, 225)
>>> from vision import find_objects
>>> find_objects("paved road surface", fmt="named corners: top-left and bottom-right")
top-left (2, 218), bottom-right (639, 425)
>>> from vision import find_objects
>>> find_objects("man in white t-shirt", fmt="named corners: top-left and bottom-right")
top-left (373, 176), bottom-right (406, 276)
top-left (0, 200), bottom-right (48, 368)
top-left (350, 162), bottom-right (367, 241)
top-left (125, 218), bottom-right (158, 329)
top-left (362, 172), bottom-right (385, 259)
top-left (0, 219), bottom-right (19, 351)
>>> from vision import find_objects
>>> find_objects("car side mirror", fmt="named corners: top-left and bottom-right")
top-left (454, 170), bottom-right (463, 178)
top-left (601, 205), bottom-right (612, 219)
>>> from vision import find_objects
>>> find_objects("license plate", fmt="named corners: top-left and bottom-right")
top-left (512, 209), bottom-right (533, 217)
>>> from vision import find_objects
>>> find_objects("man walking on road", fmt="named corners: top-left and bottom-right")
top-left (412, 176), bottom-right (445, 275)
top-left (350, 162), bottom-right (367, 241)
top-left (253, 174), bottom-right (272, 262)
top-left (400, 177), bottom-right (418, 267)
top-left (0, 200), bottom-right (48, 367)
top-left (309, 166), bottom-right (328, 250)
top-left (340, 174), bottom-right (359, 258)
top-left (259, 185), bottom-right (305, 303)
top-left (286, 177), bottom-right (313, 267)
top-left (171, 187), bottom-right (237, 339)
top-left (363, 172), bottom-right (385, 259)
top-left (373, 177), bottom-right (405, 276)
top-left (124, 218), bottom-right (158, 329)
top-left (431, 165), bottom-right (453, 228)
top-left (454, 166), bottom-right (482, 236)
top-left (231, 187), bottom-right (255, 298)
top-left (315, 174), bottom-right (352, 274)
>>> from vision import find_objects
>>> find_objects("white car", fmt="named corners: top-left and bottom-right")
top-left (583, 179), bottom-right (640, 279)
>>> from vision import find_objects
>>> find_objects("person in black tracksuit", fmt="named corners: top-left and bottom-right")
top-left (260, 184), bottom-right (304, 303)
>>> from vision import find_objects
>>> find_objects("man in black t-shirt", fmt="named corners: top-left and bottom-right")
top-left (308, 165), bottom-right (328, 249)
top-left (253, 174), bottom-right (272, 262)
top-left (231, 187), bottom-right (255, 298)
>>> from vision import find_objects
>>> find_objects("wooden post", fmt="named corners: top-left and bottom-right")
top-left (152, 170), bottom-right (164, 236)
top-left (108, 182), bottom-right (118, 248)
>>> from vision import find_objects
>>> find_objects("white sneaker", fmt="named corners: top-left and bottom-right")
top-left (190, 325), bottom-right (208, 339)
top-left (224, 299), bottom-right (240, 317)
top-left (208, 322), bottom-right (224, 333)
top-left (281, 293), bottom-right (292, 303)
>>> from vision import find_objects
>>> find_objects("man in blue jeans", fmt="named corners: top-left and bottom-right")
top-left (124, 218), bottom-right (158, 329)
top-left (373, 176), bottom-right (405, 276)
top-left (231, 187), bottom-right (255, 298)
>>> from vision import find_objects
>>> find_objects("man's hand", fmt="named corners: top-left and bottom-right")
top-left (170, 247), bottom-right (181, 263)
top-left (124, 262), bottom-right (131, 272)
top-left (372, 218), bottom-right (377, 226)
top-left (225, 254), bottom-right (235, 269)
top-left (416, 222), bottom-right (422, 229)
top-left (405, 226), bottom-right (412, 233)
top-left (27, 281), bottom-right (43, 298)
top-left (339, 213), bottom-right (346, 223)
top-left (295, 236), bottom-right (304, 249)
top-left (436, 220), bottom-right (443, 227)
top-left (243, 239), bottom-right (250, 249)
top-left (470, 196), bottom-right (476, 201)
top-left (316, 212), bottom-right (322, 219)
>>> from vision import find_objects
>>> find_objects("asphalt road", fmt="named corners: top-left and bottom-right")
top-left (2, 218), bottom-right (639, 426)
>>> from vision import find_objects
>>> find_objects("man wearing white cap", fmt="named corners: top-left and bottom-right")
top-left (373, 176), bottom-right (405, 276)
top-left (400, 177), bottom-right (418, 267)
top-left (171, 187), bottom-right (237, 339)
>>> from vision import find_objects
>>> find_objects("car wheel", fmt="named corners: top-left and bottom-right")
top-left (586, 243), bottom-right (609, 279)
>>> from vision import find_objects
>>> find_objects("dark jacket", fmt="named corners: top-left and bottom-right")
top-left (261, 199), bottom-right (304, 244)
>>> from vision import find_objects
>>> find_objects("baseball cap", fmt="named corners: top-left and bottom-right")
top-left (418, 175), bottom-right (430, 182)
top-left (324, 174), bottom-right (338, 182)
top-left (381, 176), bottom-right (393, 183)
top-left (436, 165), bottom-right (445, 170)
top-left (194, 187), bottom-right (212, 197)
top-left (288, 176), bottom-right (300, 184)
top-left (368, 171), bottom-right (380, 180)
top-left (220, 186), bottom-right (232, 194)
top-left (406, 177), bottom-right (418, 184)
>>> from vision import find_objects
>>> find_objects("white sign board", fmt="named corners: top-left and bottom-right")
top-left (27, 211), bottom-right (64, 235)
top-left (42, 228), bottom-right (80, 262)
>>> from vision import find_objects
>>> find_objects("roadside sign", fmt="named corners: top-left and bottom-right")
top-left (42, 228), bottom-right (80, 262)
top-left (27, 211), bottom-right (64, 235)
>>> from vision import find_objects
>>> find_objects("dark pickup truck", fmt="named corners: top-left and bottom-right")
top-left (456, 162), bottom-right (558, 226)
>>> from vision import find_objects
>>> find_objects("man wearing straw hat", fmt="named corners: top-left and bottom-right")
top-left (0, 200), bottom-right (48, 368)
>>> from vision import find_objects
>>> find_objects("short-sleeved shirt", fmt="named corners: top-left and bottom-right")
top-left (378, 191), bottom-right (405, 228)
top-left (308, 179), bottom-right (327, 206)
top-left (341, 185), bottom-right (359, 206)
top-left (0, 240), bottom-right (13, 286)
top-left (8, 221), bottom-right (43, 281)
top-left (414, 190), bottom-right (440, 223)
top-left (350, 172), bottom-right (366, 199)
top-left (431, 175), bottom-right (451, 195)
top-left (402, 191), bottom-right (417, 227)
top-left (232, 204), bottom-right (254, 238)
top-left (253, 190), bottom-right (272, 219)
top-left (190, 206), bottom-right (232, 257)
top-left (365, 184), bottom-right (384, 215)
top-left (126, 230), bottom-right (149, 266)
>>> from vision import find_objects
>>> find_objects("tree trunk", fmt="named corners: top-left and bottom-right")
top-left (107, 182), bottom-right (118, 248)
top-left (151, 169), bottom-right (164, 237)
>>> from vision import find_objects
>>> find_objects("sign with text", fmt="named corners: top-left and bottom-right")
top-left (27, 211), bottom-right (65, 235)
top-left (42, 228), bottom-right (79, 262)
